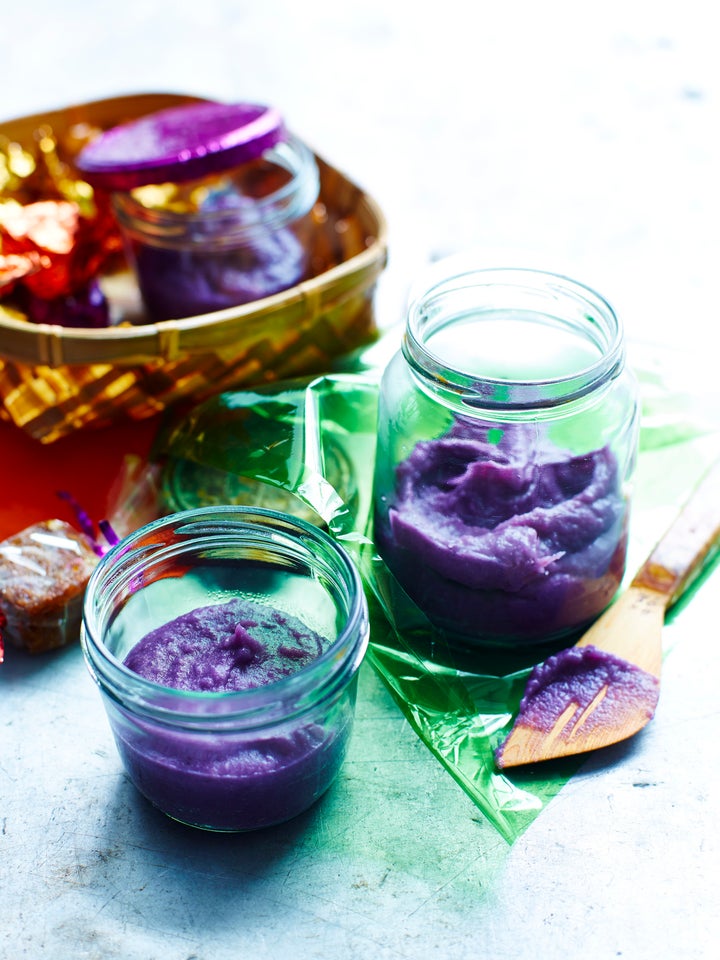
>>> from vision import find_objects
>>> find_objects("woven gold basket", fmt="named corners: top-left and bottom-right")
top-left (0, 93), bottom-right (388, 443)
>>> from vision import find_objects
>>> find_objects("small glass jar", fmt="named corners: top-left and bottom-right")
top-left (76, 101), bottom-right (320, 322)
top-left (373, 265), bottom-right (639, 649)
top-left (81, 506), bottom-right (368, 831)
top-left (113, 133), bottom-right (319, 321)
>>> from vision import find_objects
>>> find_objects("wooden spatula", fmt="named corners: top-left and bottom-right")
top-left (495, 457), bottom-right (720, 769)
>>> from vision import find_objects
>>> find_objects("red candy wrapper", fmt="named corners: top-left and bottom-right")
top-left (0, 249), bottom-right (43, 293)
top-left (0, 199), bottom-right (111, 300)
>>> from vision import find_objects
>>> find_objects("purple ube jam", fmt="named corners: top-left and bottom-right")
top-left (375, 420), bottom-right (628, 644)
top-left (124, 597), bottom-right (325, 691)
top-left (494, 644), bottom-right (660, 767)
top-left (131, 224), bottom-right (305, 321)
top-left (116, 598), bottom-right (350, 831)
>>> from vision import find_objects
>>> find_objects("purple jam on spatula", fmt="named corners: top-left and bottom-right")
top-left (494, 644), bottom-right (660, 768)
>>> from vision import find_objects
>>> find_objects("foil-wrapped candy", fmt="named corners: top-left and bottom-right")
top-left (0, 126), bottom-right (122, 327)
top-left (1, 199), bottom-right (108, 300)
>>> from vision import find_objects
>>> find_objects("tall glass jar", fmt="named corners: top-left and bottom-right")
top-left (81, 506), bottom-right (368, 831)
top-left (373, 266), bottom-right (639, 649)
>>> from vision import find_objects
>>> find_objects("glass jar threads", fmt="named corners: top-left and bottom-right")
top-left (81, 506), bottom-right (369, 831)
top-left (77, 101), bottom-right (320, 321)
top-left (373, 265), bottom-right (639, 649)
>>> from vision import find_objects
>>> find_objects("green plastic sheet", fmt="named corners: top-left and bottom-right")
top-left (154, 341), bottom-right (720, 843)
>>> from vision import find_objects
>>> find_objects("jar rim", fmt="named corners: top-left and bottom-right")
top-left (403, 266), bottom-right (625, 410)
top-left (81, 506), bottom-right (368, 728)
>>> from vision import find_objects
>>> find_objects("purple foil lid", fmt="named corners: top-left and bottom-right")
top-left (75, 101), bottom-right (287, 191)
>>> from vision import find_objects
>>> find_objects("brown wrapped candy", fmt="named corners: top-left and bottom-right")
top-left (0, 519), bottom-right (99, 654)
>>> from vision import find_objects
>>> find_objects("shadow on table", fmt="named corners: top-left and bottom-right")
top-left (106, 770), bottom-right (338, 865)
top-left (1, 640), bottom-right (79, 679)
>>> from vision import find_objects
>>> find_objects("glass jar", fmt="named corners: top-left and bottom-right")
top-left (76, 101), bottom-right (320, 322)
top-left (112, 133), bottom-right (319, 321)
top-left (373, 265), bottom-right (639, 650)
top-left (81, 506), bottom-right (369, 831)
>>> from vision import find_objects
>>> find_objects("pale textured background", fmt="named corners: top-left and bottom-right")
top-left (4, 0), bottom-right (719, 347)
top-left (2, 3), bottom-right (719, 958)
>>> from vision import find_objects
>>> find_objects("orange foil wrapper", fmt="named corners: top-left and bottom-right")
top-left (0, 199), bottom-right (117, 300)
top-left (0, 250), bottom-right (43, 293)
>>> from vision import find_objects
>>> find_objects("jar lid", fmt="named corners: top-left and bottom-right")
top-left (75, 101), bottom-right (287, 191)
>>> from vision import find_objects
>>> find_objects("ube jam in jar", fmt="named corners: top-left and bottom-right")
top-left (76, 101), bottom-right (319, 321)
top-left (372, 265), bottom-right (639, 650)
top-left (81, 507), bottom-right (368, 831)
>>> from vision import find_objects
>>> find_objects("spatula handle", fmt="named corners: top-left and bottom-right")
top-left (632, 457), bottom-right (720, 605)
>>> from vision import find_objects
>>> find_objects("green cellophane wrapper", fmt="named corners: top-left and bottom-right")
top-left (155, 340), bottom-right (720, 843)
